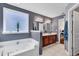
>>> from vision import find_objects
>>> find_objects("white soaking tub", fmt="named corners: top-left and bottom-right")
top-left (0, 38), bottom-right (39, 56)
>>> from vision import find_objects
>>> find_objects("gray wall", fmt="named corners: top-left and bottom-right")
top-left (0, 3), bottom-right (52, 42)
top-left (51, 19), bottom-right (58, 32)
top-left (51, 15), bottom-right (65, 32)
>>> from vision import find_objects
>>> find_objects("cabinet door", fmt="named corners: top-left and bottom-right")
top-left (52, 35), bottom-right (56, 43)
top-left (43, 36), bottom-right (49, 46)
top-left (49, 35), bottom-right (53, 44)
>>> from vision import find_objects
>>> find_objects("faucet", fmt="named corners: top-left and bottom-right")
top-left (16, 41), bottom-right (19, 45)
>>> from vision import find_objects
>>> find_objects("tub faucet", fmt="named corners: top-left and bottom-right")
top-left (16, 41), bottom-right (19, 45)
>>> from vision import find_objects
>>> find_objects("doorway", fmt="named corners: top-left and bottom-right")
top-left (58, 18), bottom-right (65, 44)
top-left (72, 8), bottom-right (79, 56)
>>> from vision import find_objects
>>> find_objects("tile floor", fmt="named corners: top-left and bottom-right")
top-left (42, 43), bottom-right (68, 56)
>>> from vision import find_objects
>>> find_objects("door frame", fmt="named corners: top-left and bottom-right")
top-left (58, 18), bottom-right (65, 43)
top-left (68, 4), bottom-right (79, 56)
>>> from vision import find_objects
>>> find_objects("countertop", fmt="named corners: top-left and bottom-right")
top-left (42, 32), bottom-right (57, 36)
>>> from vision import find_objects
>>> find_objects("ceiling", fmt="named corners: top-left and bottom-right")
top-left (9, 3), bottom-right (68, 18)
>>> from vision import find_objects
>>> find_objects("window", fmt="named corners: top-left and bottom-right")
top-left (3, 7), bottom-right (29, 34)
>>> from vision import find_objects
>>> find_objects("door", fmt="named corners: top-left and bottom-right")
top-left (43, 36), bottom-right (49, 46)
top-left (49, 35), bottom-right (54, 44)
top-left (73, 10), bottom-right (79, 55)
top-left (58, 18), bottom-right (65, 43)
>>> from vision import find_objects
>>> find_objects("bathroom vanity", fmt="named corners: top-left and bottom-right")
top-left (42, 33), bottom-right (57, 47)
top-left (0, 38), bottom-right (39, 56)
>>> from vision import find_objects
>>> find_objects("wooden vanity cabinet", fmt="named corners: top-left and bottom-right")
top-left (42, 35), bottom-right (57, 47)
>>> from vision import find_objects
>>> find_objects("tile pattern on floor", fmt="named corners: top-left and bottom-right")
top-left (42, 43), bottom-right (68, 56)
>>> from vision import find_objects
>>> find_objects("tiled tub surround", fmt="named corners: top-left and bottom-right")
top-left (0, 38), bottom-right (39, 56)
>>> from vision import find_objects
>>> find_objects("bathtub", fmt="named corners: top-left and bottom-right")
top-left (0, 38), bottom-right (39, 56)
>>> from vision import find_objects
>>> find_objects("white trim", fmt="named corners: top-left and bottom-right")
top-left (2, 31), bottom-right (28, 34)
